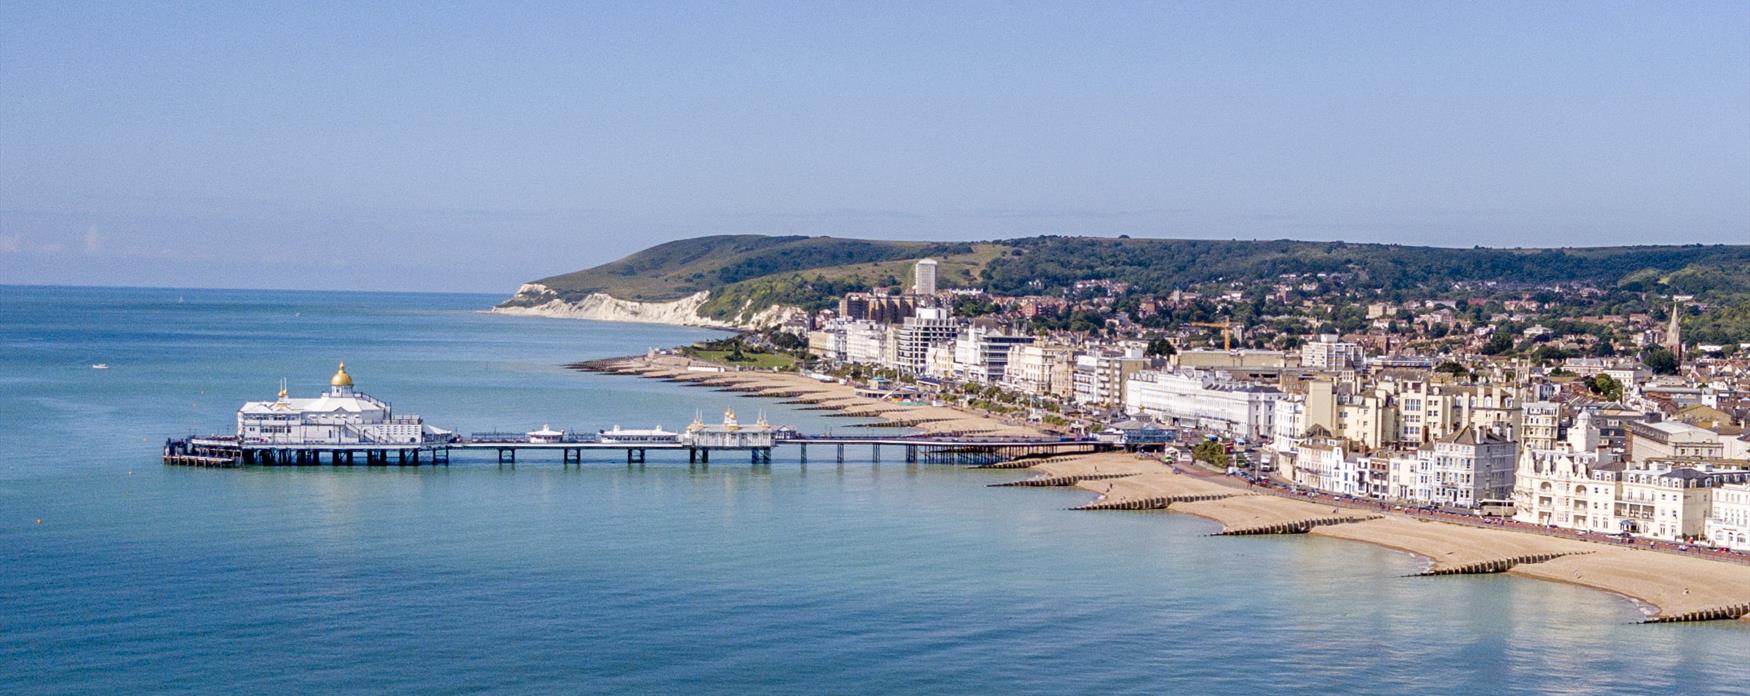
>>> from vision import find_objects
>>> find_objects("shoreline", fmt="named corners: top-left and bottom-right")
top-left (576, 353), bottom-right (1750, 624)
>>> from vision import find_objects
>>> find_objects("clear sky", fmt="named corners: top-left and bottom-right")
top-left (3, 2), bottom-right (1747, 293)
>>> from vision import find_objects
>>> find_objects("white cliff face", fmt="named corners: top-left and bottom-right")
top-left (740, 302), bottom-right (804, 329)
top-left (493, 283), bottom-right (808, 332)
top-left (491, 284), bottom-right (733, 328)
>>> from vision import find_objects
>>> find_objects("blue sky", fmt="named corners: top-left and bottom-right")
top-left (3, 2), bottom-right (1746, 292)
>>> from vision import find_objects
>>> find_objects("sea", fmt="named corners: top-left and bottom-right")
top-left (1, 285), bottom-right (1744, 695)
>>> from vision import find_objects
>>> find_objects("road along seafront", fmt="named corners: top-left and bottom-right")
top-left (576, 354), bottom-right (1750, 624)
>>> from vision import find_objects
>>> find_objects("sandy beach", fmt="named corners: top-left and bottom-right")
top-left (593, 354), bottom-right (1045, 437)
top-left (584, 355), bottom-right (1750, 623)
top-left (1035, 452), bottom-right (1750, 621)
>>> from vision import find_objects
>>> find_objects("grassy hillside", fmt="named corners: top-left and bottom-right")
top-left (505, 235), bottom-right (1749, 336)
top-left (697, 244), bottom-right (1006, 322)
top-left (523, 235), bottom-right (975, 302)
top-left (980, 238), bottom-right (1750, 296)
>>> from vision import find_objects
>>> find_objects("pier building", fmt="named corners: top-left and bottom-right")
top-left (527, 425), bottom-right (566, 444)
top-left (680, 409), bottom-right (776, 449)
top-left (237, 363), bottom-right (442, 445)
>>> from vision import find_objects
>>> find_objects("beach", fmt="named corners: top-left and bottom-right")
top-left (586, 354), bottom-right (1045, 437)
top-left (586, 353), bottom-right (1750, 623)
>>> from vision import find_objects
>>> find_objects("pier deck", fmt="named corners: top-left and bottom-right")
top-left (163, 434), bottom-right (1110, 467)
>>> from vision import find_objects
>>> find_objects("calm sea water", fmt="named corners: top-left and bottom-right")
top-left (0, 285), bottom-right (1743, 695)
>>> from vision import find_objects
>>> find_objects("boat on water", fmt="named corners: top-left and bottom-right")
top-left (90, 363), bottom-right (109, 369)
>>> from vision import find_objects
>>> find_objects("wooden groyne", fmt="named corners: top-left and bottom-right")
top-left (845, 418), bottom-right (946, 428)
top-left (1217, 514), bottom-right (1384, 536)
top-left (972, 454), bottom-right (1078, 469)
top-left (989, 472), bottom-right (1135, 488)
top-left (1418, 551), bottom-right (1586, 577)
top-left (1072, 492), bottom-right (1240, 511)
top-left (1642, 603), bottom-right (1750, 624)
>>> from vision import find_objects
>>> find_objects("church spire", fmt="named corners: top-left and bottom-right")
top-left (1666, 299), bottom-right (1683, 365)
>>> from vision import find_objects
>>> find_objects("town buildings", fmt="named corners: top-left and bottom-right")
top-left (1627, 420), bottom-right (1726, 462)
top-left (1707, 481), bottom-right (1750, 551)
top-left (892, 308), bottom-right (958, 375)
top-left (788, 258), bottom-right (1750, 548)
top-left (1512, 413), bottom-right (1623, 532)
top-left (914, 257), bottom-right (938, 296)
top-left (1300, 334), bottom-right (1365, 370)
top-left (1409, 425), bottom-right (1516, 508)
top-left (1124, 369), bottom-right (1282, 440)
top-left (950, 322), bottom-right (1033, 383)
top-left (839, 292), bottom-right (917, 324)
top-left (1073, 349), bottom-right (1152, 408)
top-left (1002, 343), bottom-right (1078, 399)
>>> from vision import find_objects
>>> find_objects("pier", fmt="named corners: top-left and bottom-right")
top-left (162, 433), bottom-right (1108, 468)
top-left (165, 364), bottom-right (1111, 468)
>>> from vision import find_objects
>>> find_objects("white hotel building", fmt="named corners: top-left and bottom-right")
top-left (1073, 349), bottom-right (1151, 408)
top-left (1123, 369), bottom-right (1281, 440)
top-left (1512, 412), bottom-right (1623, 532)
top-left (892, 308), bottom-right (958, 375)
top-left (842, 320), bottom-right (891, 365)
top-left (950, 323), bottom-right (1033, 383)
top-left (1410, 425), bottom-right (1516, 508)
top-left (1707, 482), bottom-right (1750, 551)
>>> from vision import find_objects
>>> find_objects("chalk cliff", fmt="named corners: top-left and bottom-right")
top-left (491, 284), bottom-right (731, 328)
top-left (491, 283), bottom-right (801, 330)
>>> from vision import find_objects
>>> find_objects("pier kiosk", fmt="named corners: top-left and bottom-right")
top-left (680, 409), bottom-right (776, 463)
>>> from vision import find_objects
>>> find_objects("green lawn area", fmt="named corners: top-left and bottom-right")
top-left (685, 349), bottom-right (799, 370)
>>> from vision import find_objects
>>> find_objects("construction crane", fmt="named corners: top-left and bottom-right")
top-left (1190, 320), bottom-right (1242, 351)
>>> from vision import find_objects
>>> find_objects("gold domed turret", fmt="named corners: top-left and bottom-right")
top-left (330, 362), bottom-right (353, 387)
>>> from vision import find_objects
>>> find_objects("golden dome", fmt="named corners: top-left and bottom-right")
top-left (330, 362), bottom-right (353, 387)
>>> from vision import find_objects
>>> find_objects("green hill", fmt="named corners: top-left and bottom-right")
top-left (979, 238), bottom-right (1750, 296)
top-left (501, 234), bottom-right (1750, 331)
top-left (520, 235), bottom-right (976, 302)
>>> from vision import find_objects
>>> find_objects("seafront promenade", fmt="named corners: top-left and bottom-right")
top-left (588, 353), bottom-right (1750, 624)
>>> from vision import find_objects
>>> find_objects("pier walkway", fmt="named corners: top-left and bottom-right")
top-left (163, 434), bottom-right (1109, 468)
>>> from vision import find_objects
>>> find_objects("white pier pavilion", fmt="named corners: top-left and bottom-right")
top-left (236, 363), bottom-right (443, 445)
